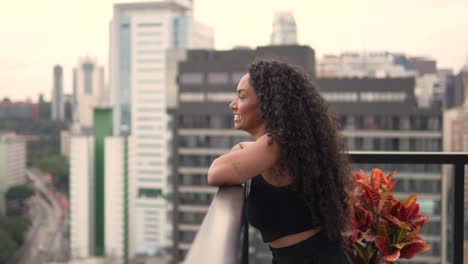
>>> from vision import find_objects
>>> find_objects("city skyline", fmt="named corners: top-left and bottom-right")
top-left (1, 0), bottom-right (468, 101)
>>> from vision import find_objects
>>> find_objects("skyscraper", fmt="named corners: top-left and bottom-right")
top-left (73, 56), bottom-right (106, 129)
top-left (270, 11), bottom-right (298, 45)
top-left (69, 135), bottom-right (95, 258)
top-left (52, 65), bottom-right (64, 120)
top-left (108, 0), bottom-right (213, 259)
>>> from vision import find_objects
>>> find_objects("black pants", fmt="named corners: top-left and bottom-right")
top-left (269, 232), bottom-right (351, 264)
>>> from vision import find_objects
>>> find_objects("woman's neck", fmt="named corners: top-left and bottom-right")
top-left (250, 124), bottom-right (267, 141)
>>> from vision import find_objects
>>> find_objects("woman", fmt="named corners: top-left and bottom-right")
top-left (207, 60), bottom-right (351, 263)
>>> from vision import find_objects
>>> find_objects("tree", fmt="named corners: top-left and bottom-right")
top-left (0, 225), bottom-right (19, 263)
top-left (27, 136), bottom-right (60, 167)
top-left (5, 185), bottom-right (34, 216)
top-left (5, 185), bottom-right (34, 215)
top-left (0, 215), bottom-right (31, 246)
top-left (35, 154), bottom-right (69, 193)
top-left (5, 185), bottom-right (34, 204)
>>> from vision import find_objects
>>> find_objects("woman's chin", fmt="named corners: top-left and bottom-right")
top-left (233, 123), bottom-right (243, 130)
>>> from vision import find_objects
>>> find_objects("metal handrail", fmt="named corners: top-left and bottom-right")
top-left (184, 186), bottom-right (245, 264)
top-left (185, 152), bottom-right (466, 264)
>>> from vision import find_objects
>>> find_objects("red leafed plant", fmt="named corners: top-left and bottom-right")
top-left (345, 168), bottom-right (430, 264)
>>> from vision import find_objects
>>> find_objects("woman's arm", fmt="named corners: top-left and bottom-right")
top-left (230, 141), bottom-right (255, 152)
top-left (207, 134), bottom-right (281, 186)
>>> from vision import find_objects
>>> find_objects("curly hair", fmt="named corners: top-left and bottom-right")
top-left (248, 59), bottom-right (352, 244)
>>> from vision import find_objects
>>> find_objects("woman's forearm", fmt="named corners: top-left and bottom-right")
top-left (207, 136), bottom-right (280, 186)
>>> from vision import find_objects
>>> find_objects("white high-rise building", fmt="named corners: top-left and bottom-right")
top-left (104, 136), bottom-right (127, 262)
top-left (73, 56), bottom-right (106, 128)
top-left (270, 11), bottom-right (298, 45)
top-left (69, 136), bottom-right (95, 258)
top-left (0, 133), bottom-right (26, 214)
top-left (109, 0), bottom-right (214, 259)
top-left (69, 108), bottom-right (114, 260)
top-left (415, 74), bottom-right (440, 108)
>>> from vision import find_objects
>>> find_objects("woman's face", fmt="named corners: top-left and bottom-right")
top-left (229, 74), bottom-right (265, 134)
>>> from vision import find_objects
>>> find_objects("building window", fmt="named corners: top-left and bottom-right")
top-left (137, 79), bottom-right (162, 84)
top-left (179, 155), bottom-right (217, 167)
top-left (137, 32), bottom-right (162, 37)
top-left (138, 22), bottom-right (163, 27)
top-left (206, 92), bottom-right (235, 102)
top-left (119, 18), bottom-right (132, 134)
top-left (138, 170), bottom-right (164, 175)
top-left (322, 92), bottom-right (358, 102)
top-left (137, 67), bottom-right (162, 72)
top-left (231, 72), bottom-right (245, 84)
top-left (137, 50), bottom-right (162, 55)
top-left (207, 72), bottom-right (229, 85)
top-left (138, 188), bottom-right (162, 198)
top-left (137, 152), bottom-right (163, 157)
top-left (363, 116), bottom-right (379, 130)
top-left (137, 178), bottom-right (162, 183)
top-left (137, 58), bottom-right (162, 63)
top-left (360, 92), bottom-right (406, 102)
top-left (137, 134), bottom-right (163, 140)
top-left (82, 63), bottom-right (94, 95)
top-left (180, 92), bottom-right (204, 102)
top-left (210, 116), bottom-right (233, 129)
top-left (137, 41), bottom-right (162, 46)
top-left (178, 115), bottom-right (210, 128)
top-left (180, 73), bottom-right (204, 85)
top-left (136, 107), bottom-right (163, 113)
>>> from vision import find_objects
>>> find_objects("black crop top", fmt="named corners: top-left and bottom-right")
top-left (246, 175), bottom-right (321, 243)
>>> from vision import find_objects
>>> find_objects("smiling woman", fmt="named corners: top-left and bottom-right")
top-left (207, 59), bottom-right (352, 263)
top-left (230, 74), bottom-right (265, 135)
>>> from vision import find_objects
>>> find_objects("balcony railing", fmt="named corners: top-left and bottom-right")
top-left (184, 152), bottom-right (467, 264)
top-left (184, 186), bottom-right (245, 264)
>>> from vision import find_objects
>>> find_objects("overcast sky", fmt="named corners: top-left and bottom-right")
top-left (1, 0), bottom-right (467, 101)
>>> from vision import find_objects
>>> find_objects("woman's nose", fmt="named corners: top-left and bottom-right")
top-left (230, 99), bottom-right (236, 110)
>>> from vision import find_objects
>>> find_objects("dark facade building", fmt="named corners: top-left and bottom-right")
top-left (174, 46), bottom-right (444, 263)
top-left (173, 45), bottom-right (315, 261)
top-left (438, 69), bottom-right (457, 109)
top-left (410, 57), bottom-right (437, 76)
top-left (451, 70), bottom-right (468, 108)
top-left (0, 102), bottom-right (39, 120)
top-left (316, 78), bottom-right (444, 263)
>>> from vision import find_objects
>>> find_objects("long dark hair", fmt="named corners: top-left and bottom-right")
top-left (248, 59), bottom-right (351, 243)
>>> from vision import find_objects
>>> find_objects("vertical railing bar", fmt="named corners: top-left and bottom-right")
top-left (453, 162), bottom-right (464, 264)
top-left (241, 215), bottom-right (249, 264)
top-left (241, 183), bottom-right (249, 264)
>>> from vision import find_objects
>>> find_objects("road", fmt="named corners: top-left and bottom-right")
top-left (9, 169), bottom-right (69, 264)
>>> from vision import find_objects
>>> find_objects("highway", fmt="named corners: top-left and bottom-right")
top-left (9, 169), bottom-right (69, 264)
